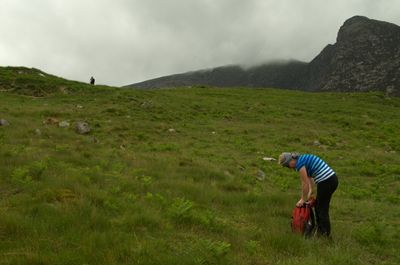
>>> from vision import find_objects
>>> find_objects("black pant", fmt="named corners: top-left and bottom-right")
top-left (316, 174), bottom-right (338, 236)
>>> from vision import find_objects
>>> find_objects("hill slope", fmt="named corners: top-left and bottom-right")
top-left (0, 66), bottom-right (94, 96)
top-left (127, 16), bottom-right (400, 95)
top-left (131, 60), bottom-right (308, 90)
top-left (1, 85), bottom-right (400, 264)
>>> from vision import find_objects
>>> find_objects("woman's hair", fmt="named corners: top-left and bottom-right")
top-left (278, 152), bottom-right (300, 167)
top-left (291, 152), bottom-right (300, 159)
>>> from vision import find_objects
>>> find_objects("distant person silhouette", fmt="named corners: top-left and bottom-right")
top-left (90, 76), bottom-right (95, 85)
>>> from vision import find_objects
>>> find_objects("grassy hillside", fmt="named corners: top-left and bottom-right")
top-left (0, 73), bottom-right (399, 264)
top-left (0, 66), bottom-right (105, 97)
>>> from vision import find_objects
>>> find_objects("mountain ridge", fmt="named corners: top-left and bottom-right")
top-left (127, 16), bottom-right (400, 95)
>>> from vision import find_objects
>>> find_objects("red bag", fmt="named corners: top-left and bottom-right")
top-left (291, 198), bottom-right (316, 237)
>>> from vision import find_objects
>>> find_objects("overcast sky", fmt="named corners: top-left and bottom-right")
top-left (1, 0), bottom-right (399, 86)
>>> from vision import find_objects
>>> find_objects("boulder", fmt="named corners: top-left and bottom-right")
top-left (58, 121), bottom-right (70, 128)
top-left (256, 170), bottom-right (266, 181)
top-left (0, 119), bottom-right (10, 126)
top-left (75, 121), bottom-right (91, 134)
top-left (313, 140), bottom-right (321, 146)
top-left (262, 157), bottom-right (276, 161)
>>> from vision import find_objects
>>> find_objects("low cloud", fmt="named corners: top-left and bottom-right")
top-left (0, 0), bottom-right (399, 86)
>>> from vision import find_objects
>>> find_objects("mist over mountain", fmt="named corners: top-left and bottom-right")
top-left (127, 16), bottom-right (400, 95)
top-left (129, 60), bottom-right (308, 90)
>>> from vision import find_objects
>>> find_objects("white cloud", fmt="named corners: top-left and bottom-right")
top-left (0, 0), bottom-right (399, 86)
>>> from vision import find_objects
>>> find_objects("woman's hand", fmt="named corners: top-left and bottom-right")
top-left (296, 198), bottom-right (305, 207)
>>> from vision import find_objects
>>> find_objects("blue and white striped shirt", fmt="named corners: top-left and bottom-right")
top-left (295, 154), bottom-right (335, 183)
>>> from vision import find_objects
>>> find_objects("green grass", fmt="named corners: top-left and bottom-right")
top-left (0, 68), bottom-right (400, 264)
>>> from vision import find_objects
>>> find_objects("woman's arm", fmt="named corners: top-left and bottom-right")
top-left (296, 166), bottom-right (311, 207)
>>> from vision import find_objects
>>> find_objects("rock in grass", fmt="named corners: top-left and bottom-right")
top-left (313, 140), bottom-right (321, 146)
top-left (58, 121), bottom-right (70, 128)
top-left (256, 170), bottom-right (266, 181)
top-left (0, 119), bottom-right (10, 126)
top-left (262, 157), bottom-right (276, 161)
top-left (140, 101), bottom-right (153, 108)
top-left (35, 129), bottom-right (42, 135)
top-left (75, 121), bottom-right (91, 134)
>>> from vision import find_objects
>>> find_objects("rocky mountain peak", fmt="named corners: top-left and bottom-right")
top-left (308, 16), bottom-right (400, 94)
top-left (128, 16), bottom-right (400, 95)
top-left (337, 16), bottom-right (400, 44)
